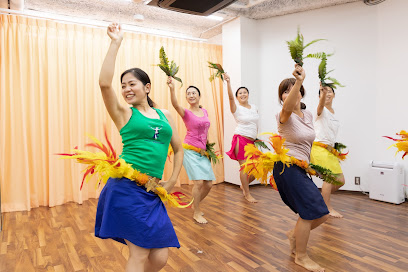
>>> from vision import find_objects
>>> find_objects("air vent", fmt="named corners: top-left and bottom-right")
top-left (148, 0), bottom-right (237, 16)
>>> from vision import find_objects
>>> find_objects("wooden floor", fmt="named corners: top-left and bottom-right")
top-left (1, 183), bottom-right (408, 272)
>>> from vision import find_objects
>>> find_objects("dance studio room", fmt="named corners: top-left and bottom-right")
top-left (1, 0), bottom-right (407, 271)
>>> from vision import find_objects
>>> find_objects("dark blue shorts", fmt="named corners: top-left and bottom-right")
top-left (273, 162), bottom-right (329, 220)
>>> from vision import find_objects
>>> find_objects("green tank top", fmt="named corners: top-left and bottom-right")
top-left (119, 107), bottom-right (172, 179)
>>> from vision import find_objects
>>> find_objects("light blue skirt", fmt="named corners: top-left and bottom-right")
top-left (183, 149), bottom-right (216, 181)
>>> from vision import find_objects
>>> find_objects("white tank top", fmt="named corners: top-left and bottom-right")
top-left (314, 107), bottom-right (340, 147)
top-left (233, 104), bottom-right (259, 139)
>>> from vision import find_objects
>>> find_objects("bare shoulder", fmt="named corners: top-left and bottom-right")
top-left (160, 108), bottom-right (170, 115)
top-left (160, 108), bottom-right (173, 119)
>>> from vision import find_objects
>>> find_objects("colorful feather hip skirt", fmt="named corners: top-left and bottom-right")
top-left (310, 145), bottom-right (343, 174)
top-left (95, 177), bottom-right (180, 249)
top-left (226, 134), bottom-right (255, 161)
top-left (273, 162), bottom-right (329, 220)
top-left (183, 149), bottom-right (216, 181)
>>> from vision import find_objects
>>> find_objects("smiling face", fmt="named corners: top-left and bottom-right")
top-left (121, 72), bottom-right (150, 105)
top-left (320, 86), bottom-right (335, 105)
top-left (236, 88), bottom-right (249, 104)
top-left (186, 87), bottom-right (200, 105)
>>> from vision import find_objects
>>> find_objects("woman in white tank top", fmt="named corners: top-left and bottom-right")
top-left (224, 73), bottom-right (260, 203)
top-left (310, 85), bottom-right (345, 218)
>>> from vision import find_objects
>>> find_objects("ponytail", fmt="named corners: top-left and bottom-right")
top-left (300, 102), bottom-right (306, 109)
top-left (147, 95), bottom-right (156, 108)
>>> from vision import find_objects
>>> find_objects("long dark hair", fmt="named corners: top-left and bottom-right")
top-left (186, 85), bottom-right (202, 108)
top-left (120, 68), bottom-right (155, 107)
top-left (278, 78), bottom-right (306, 109)
top-left (235, 87), bottom-right (249, 97)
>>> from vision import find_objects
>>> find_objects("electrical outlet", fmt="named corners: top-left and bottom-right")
top-left (355, 177), bottom-right (360, 185)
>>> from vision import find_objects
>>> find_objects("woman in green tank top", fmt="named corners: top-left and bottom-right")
top-left (95, 23), bottom-right (183, 272)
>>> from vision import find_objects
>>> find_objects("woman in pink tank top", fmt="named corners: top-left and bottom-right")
top-left (167, 77), bottom-right (216, 224)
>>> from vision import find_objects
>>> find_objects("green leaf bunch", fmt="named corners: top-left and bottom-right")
top-left (286, 27), bottom-right (326, 66)
top-left (334, 142), bottom-right (347, 153)
top-left (206, 142), bottom-right (220, 165)
top-left (157, 46), bottom-right (182, 86)
top-left (208, 62), bottom-right (225, 82)
top-left (310, 164), bottom-right (343, 185)
top-left (318, 53), bottom-right (344, 89)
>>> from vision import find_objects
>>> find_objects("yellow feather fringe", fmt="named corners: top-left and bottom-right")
top-left (59, 134), bottom-right (193, 208)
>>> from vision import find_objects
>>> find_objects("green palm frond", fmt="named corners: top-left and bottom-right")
top-left (156, 46), bottom-right (183, 86)
top-left (208, 61), bottom-right (225, 82)
top-left (206, 142), bottom-right (221, 164)
top-left (286, 27), bottom-right (325, 66)
top-left (318, 53), bottom-right (344, 89)
top-left (310, 164), bottom-right (343, 185)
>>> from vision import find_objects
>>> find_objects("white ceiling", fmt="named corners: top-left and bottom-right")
top-left (23, 0), bottom-right (361, 39)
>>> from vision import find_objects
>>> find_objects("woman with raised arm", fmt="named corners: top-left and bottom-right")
top-left (274, 65), bottom-right (329, 272)
top-left (310, 85), bottom-right (345, 218)
top-left (224, 74), bottom-right (259, 203)
top-left (167, 77), bottom-right (215, 224)
top-left (95, 23), bottom-right (183, 272)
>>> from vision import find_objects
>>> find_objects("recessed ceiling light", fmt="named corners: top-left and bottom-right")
top-left (207, 15), bottom-right (223, 21)
top-left (133, 14), bottom-right (145, 21)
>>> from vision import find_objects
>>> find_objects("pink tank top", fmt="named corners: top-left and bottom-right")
top-left (182, 108), bottom-right (211, 150)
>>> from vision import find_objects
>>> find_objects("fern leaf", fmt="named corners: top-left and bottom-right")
top-left (287, 27), bottom-right (324, 67)
top-left (304, 38), bottom-right (326, 49)
top-left (304, 52), bottom-right (326, 60)
top-left (173, 76), bottom-right (183, 87)
top-left (326, 77), bottom-right (344, 86)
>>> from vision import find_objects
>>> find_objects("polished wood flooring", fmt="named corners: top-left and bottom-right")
top-left (1, 183), bottom-right (408, 272)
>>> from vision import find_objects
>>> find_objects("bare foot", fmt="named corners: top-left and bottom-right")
top-left (295, 254), bottom-right (325, 272)
top-left (244, 193), bottom-right (258, 203)
top-left (240, 186), bottom-right (258, 203)
top-left (193, 212), bottom-right (208, 224)
top-left (328, 209), bottom-right (343, 218)
top-left (286, 229), bottom-right (296, 257)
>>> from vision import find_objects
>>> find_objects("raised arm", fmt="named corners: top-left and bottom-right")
top-left (224, 73), bottom-right (237, 114)
top-left (99, 23), bottom-right (128, 130)
top-left (280, 64), bottom-right (306, 123)
top-left (316, 83), bottom-right (327, 116)
top-left (160, 109), bottom-right (183, 192)
top-left (167, 77), bottom-right (185, 117)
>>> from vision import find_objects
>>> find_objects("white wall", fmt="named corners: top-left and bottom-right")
top-left (223, 0), bottom-right (408, 194)
top-left (222, 17), bottom-right (260, 185)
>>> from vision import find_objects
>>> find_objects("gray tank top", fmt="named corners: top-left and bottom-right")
top-left (276, 109), bottom-right (316, 163)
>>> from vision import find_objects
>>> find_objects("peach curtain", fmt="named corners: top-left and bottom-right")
top-left (0, 14), bottom-right (224, 212)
